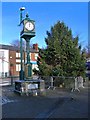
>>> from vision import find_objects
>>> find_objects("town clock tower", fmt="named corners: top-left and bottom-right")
top-left (20, 13), bottom-right (35, 79)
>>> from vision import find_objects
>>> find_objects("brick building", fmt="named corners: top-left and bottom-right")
top-left (0, 44), bottom-right (39, 77)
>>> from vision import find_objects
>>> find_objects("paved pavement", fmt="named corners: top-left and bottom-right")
top-left (1, 80), bottom-right (89, 119)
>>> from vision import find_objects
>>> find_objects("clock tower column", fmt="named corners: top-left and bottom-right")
top-left (24, 38), bottom-right (32, 79)
top-left (26, 38), bottom-right (30, 64)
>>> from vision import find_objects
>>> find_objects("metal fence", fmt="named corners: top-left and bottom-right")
top-left (1, 75), bottom-right (88, 91)
top-left (0, 76), bottom-right (19, 86)
top-left (39, 76), bottom-right (75, 90)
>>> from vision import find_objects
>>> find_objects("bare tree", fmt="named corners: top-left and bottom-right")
top-left (10, 39), bottom-right (26, 49)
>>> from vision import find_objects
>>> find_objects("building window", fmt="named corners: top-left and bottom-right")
top-left (32, 64), bottom-right (39, 70)
top-left (10, 56), bottom-right (12, 59)
top-left (16, 59), bottom-right (21, 63)
top-left (16, 53), bottom-right (20, 58)
top-left (35, 53), bottom-right (38, 60)
top-left (16, 64), bottom-right (20, 71)
top-left (0, 51), bottom-right (4, 60)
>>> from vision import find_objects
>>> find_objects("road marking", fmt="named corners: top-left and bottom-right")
top-left (0, 96), bottom-right (17, 105)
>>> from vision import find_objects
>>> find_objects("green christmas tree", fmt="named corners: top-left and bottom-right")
top-left (37, 21), bottom-right (86, 78)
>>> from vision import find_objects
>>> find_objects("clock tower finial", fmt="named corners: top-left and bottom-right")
top-left (26, 12), bottom-right (29, 18)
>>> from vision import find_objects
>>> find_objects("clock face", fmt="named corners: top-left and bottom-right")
top-left (25, 22), bottom-right (34, 31)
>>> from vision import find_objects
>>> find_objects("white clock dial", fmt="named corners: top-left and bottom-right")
top-left (25, 22), bottom-right (34, 31)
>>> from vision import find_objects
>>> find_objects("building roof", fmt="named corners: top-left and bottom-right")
top-left (0, 44), bottom-right (38, 53)
top-left (0, 44), bottom-right (20, 51)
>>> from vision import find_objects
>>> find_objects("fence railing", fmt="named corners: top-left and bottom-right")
top-left (38, 76), bottom-right (75, 89)
top-left (0, 76), bottom-right (19, 86)
top-left (0, 75), bottom-right (88, 91)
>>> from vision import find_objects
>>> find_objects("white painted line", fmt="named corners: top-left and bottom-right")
top-left (0, 83), bottom-right (11, 86)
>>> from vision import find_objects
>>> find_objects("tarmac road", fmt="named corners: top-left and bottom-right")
top-left (1, 80), bottom-right (89, 119)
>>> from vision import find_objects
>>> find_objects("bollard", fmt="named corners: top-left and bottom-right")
top-left (11, 76), bottom-right (13, 86)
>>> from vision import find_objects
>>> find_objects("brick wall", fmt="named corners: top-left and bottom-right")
top-left (9, 50), bottom-right (20, 76)
top-left (31, 53), bottom-right (35, 61)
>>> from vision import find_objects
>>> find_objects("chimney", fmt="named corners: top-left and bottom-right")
top-left (33, 43), bottom-right (38, 51)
